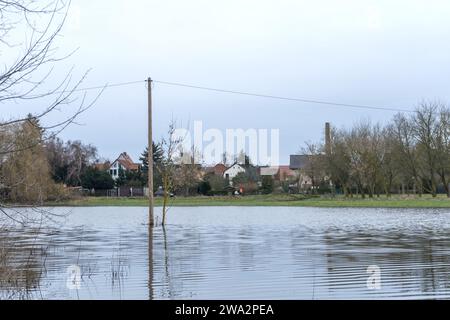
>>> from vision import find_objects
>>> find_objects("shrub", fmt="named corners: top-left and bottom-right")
top-left (261, 176), bottom-right (274, 194)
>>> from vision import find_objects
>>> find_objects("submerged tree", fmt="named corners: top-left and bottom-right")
top-left (156, 122), bottom-right (183, 226)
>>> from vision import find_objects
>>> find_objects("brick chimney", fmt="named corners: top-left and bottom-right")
top-left (325, 122), bottom-right (331, 154)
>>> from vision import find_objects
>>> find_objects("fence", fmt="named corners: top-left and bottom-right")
top-left (92, 187), bottom-right (149, 197)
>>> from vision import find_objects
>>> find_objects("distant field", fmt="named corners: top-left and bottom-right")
top-left (48, 194), bottom-right (450, 208)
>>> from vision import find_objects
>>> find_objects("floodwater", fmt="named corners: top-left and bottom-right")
top-left (1, 206), bottom-right (450, 299)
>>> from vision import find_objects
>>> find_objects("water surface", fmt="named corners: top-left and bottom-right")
top-left (1, 206), bottom-right (450, 299)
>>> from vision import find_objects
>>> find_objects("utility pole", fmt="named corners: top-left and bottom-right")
top-left (147, 77), bottom-right (154, 226)
top-left (147, 77), bottom-right (154, 298)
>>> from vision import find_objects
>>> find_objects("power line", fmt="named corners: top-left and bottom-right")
top-left (43, 78), bottom-right (414, 113)
top-left (152, 80), bottom-right (414, 113)
top-left (61, 79), bottom-right (145, 93)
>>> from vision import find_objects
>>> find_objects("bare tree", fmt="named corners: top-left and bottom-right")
top-left (413, 102), bottom-right (440, 197)
top-left (434, 106), bottom-right (450, 197)
top-left (379, 125), bottom-right (399, 197)
top-left (325, 127), bottom-right (352, 197)
top-left (309, 101), bottom-right (450, 198)
top-left (175, 145), bottom-right (203, 197)
top-left (391, 113), bottom-right (422, 196)
top-left (156, 122), bottom-right (183, 226)
top-left (300, 141), bottom-right (324, 194)
top-left (345, 122), bottom-right (370, 198)
top-left (0, 1), bottom-right (100, 135)
top-left (1, 1), bottom-right (102, 220)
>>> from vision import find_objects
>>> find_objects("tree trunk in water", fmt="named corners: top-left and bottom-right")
top-left (162, 192), bottom-right (168, 225)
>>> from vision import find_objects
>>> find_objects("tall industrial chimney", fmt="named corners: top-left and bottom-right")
top-left (325, 122), bottom-right (331, 154)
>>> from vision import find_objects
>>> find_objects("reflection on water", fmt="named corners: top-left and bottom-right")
top-left (1, 206), bottom-right (450, 299)
top-left (0, 228), bottom-right (46, 299)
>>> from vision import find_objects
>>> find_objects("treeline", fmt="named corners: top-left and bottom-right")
top-left (6, 100), bottom-right (450, 203)
top-left (0, 116), bottom-right (63, 203)
top-left (307, 101), bottom-right (450, 197)
top-left (0, 115), bottom-right (103, 203)
top-left (0, 116), bottom-right (211, 203)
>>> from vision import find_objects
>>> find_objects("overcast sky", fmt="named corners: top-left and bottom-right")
top-left (7, 0), bottom-right (450, 164)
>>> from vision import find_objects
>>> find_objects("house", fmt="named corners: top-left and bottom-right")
top-left (204, 163), bottom-right (227, 176)
top-left (223, 163), bottom-right (246, 185)
top-left (93, 162), bottom-right (110, 171)
top-left (259, 166), bottom-right (279, 177)
top-left (260, 165), bottom-right (297, 182)
top-left (108, 152), bottom-right (140, 180)
top-left (289, 154), bottom-right (310, 170)
top-left (289, 155), bottom-right (313, 188)
top-left (278, 165), bottom-right (297, 181)
top-left (288, 122), bottom-right (333, 190)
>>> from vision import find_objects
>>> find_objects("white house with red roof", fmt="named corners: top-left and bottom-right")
top-left (108, 152), bottom-right (140, 180)
top-left (223, 163), bottom-right (246, 185)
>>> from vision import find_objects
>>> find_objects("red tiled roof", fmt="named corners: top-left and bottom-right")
top-left (259, 165), bottom-right (296, 180)
top-left (114, 152), bottom-right (140, 171)
top-left (278, 165), bottom-right (296, 180)
top-left (204, 163), bottom-right (227, 175)
top-left (93, 162), bottom-right (110, 171)
top-left (213, 163), bottom-right (227, 175)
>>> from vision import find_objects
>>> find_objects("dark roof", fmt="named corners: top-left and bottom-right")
top-left (289, 155), bottom-right (309, 169)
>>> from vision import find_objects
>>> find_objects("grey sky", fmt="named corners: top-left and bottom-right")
top-left (7, 0), bottom-right (450, 164)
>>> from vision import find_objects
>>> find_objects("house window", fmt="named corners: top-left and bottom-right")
top-left (114, 169), bottom-right (117, 176)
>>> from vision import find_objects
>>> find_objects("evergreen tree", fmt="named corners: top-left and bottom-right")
top-left (140, 142), bottom-right (163, 171)
top-left (140, 142), bottom-right (163, 190)
top-left (81, 167), bottom-right (114, 190)
top-left (261, 176), bottom-right (274, 194)
top-left (115, 167), bottom-right (127, 187)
